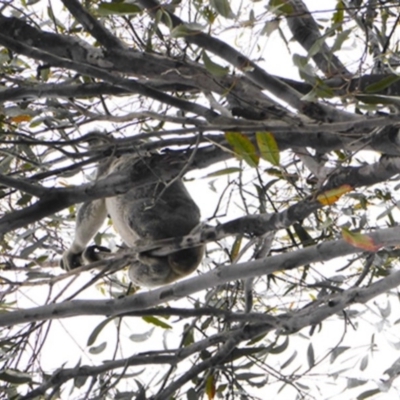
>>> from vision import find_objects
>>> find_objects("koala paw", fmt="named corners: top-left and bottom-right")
top-left (82, 245), bottom-right (111, 263)
top-left (61, 251), bottom-right (82, 270)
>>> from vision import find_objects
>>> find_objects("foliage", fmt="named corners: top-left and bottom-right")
top-left (2, 0), bottom-right (400, 399)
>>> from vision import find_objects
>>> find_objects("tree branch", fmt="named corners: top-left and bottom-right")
top-left (0, 22), bottom-right (219, 122)
top-left (286, 0), bottom-right (350, 76)
top-left (2, 225), bottom-right (400, 327)
top-left (61, 0), bottom-right (124, 50)
top-left (137, 0), bottom-right (361, 122)
top-left (0, 145), bottom-right (231, 234)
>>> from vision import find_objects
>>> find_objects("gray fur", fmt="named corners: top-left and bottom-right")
top-left (62, 151), bottom-right (204, 287)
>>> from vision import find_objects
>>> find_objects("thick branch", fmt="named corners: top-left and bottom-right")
top-left (137, 0), bottom-right (361, 122)
top-left (0, 146), bottom-right (230, 234)
top-left (286, 0), bottom-right (349, 77)
top-left (19, 264), bottom-right (400, 399)
top-left (98, 155), bottom-right (400, 258)
top-left (0, 22), bottom-right (219, 122)
top-left (61, 0), bottom-right (124, 50)
top-left (2, 225), bottom-right (400, 327)
top-left (0, 15), bottom-right (289, 122)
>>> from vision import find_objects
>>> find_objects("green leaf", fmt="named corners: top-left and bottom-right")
top-left (17, 193), bottom-right (32, 206)
top-left (21, 236), bottom-right (48, 258)
top-left (87, 316), bottom-right (115, 346)
top-left (203, 167), bottom-right (242, 178)
top-left (355, 94), bottom-right (400, 104)
top-left (74, 375), bottom-right (88, 389)
top-left (225, 132), bottom-right (259, 168)
top-left (360, 354), bottom-right (368, 371)
top-left (129, 327), bottom-right (155, 342)
top-left (332, 29), bottom-right (352, 53)
top-left (142, 316), bottom-right (172, 329)
top-left (89, 341), bottom-right (107, 354)
top-left (256, 131), bottom-right (280, 165)
top-left (36, 255), bottom-right (49, 263)
top-left (332, 0), bottom-right (344, 25)
top-left (293, 223), bottom-right (313, 247)
top-left (96, 2), bottom-right (141, 16)
top-left (356, 389), bottom-right (381, 400)
top-left (183, 327), bottom-right (195, 347)
top-left (236, 372), bottom-right (266, 381)
top-left (281, 350), bottom-right (298, 369)
top-left (225, 346), bottom-right (267, 362)
top-left (254, 184), bottom-right (267, 213)
top-left (247, 333), bottom-right (267, 346)
top-left (377, 301), bottom-right (391, 318)
top-left (187, 388), bottom-right (199, 400)
top-left (330, 346), bottom-right (350, 363)
top-left (0, 155), bottom-right (12, 173)
top-left (202, 51), bottom-right (229, 77)
top-left (307, 343), bottom-right (315, 368)
top-left (260, 20), bottom-right (280, 37)
top-left (161, 9), bottom-right (173, 29)
top-left (170, 24), bottom-right (202, 38)
top-left (0, 369), bottom-right (32, 384)
top-left (210, 0), bottom-right (235, 19)
top-left (314, 79), bottom-right (335, 98)
top-left (26, 271), bottom-right (55, 279)
top-left (292, 54), bottom-right (314, 75)
top-left (308, 39), bottom-right (324, 58)
top-left (347, 378), bottom-right (367, 389)
top-left (269, 336), bottom-right (289, 354)
top-left (301, 83), bottom-right (335, 101)
top-left (365, 75), bottom-right (400, 93)
top-left (73, 359), bottom-right (87, 388)
top-left (269, 0), bottom-right (294, 16)
top-left (230, 236), bottom-right (242, 260)
top-left (205, 374), bottom-right (216, 399)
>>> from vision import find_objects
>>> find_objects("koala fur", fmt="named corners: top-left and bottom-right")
top-left (61, 145), bottom-right (204, 287)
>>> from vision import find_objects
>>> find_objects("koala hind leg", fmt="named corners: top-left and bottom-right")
top-left (61, 199), bottom-right (107, 270)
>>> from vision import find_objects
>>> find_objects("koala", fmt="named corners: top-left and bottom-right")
top-left (61, 143), bottom-right (204, 287)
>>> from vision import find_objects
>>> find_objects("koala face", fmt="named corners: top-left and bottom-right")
top-left (128, 246), bottom-right (205, 287)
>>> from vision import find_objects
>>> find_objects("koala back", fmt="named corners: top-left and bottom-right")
top-left (105, 154), bottom-right (201, 245)
top-left (104, 151), bottom-right (204, 286)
